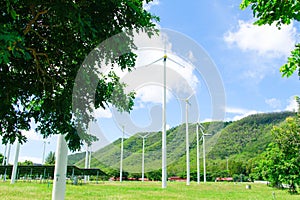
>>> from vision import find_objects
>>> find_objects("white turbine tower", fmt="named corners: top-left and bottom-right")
top-left (138, 132), bottom-right (151, 182)
top-left (199, 125), bottom-right (211, 183)
top-left (196, 123), bottom-right (200, 184)
top-left (120, 126), bottom-right (125, 182)
top-left (11, 141), bottom-right (20, 184)
top-left (84, 143), bottom-right (89, 183)
top-left (6, 144), bottom-right (11, 165)
top-left (52, 134), bottom-right (68, 200)
top-left (42, 141), bottom-right (50, 165)
top-left (178, 93), bottom-right (193, 186)
top-left (2, 144), bottom-right (7, 166)
top-left (162, 52), bottom-right (167, 188)
top-left (85, 122), bottom-right (93, 183)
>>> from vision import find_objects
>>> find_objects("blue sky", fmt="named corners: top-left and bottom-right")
top-left (1, 0), bottom-right (299, 164)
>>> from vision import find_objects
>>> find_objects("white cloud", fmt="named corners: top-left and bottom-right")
top-left (136, 85), bottom-right (172, 104)
top-left (226, 107), bottom-right (260, 121)
top-left (265, 98), bottom-right (282, 109)
top-left (285, 96), bottom-right (299, 112)
top-left (166, 124), bottom-right (170, 130)
top-left (187, 50), bottom-right (196, 62)
top-left (93, 107), bottom-right (112, 119)
top-left (22, 129), bottom-right (42, 141)
top-left (224, 20), bottom-right (297, 57)
top-left (226, 107), bottom-right (250, 114)
top-left (201, 118), bottom-right (214, 123)
top-left (143, 0), bottom-right (160, 11)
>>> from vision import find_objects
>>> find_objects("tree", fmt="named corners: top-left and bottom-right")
top-left (0, 153), bottom-right (3, 164)
top-left (45, 151), bottom-right (56, 165)
top-left (240, 0), bottom-right (300, 78)
top-left (18, 160), bottom-right (33, 166)
top-left (256, 113), bottom-right (300, 193)
top-left (0, 0), bottom-right (158, 151)
top-left (145, 169), bottom-right (161, 181)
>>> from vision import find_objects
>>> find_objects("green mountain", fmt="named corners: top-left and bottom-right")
top-left (74, 111), bottom-right (295, 180)
top-left (208, 111), bottom-right (293, 160)
top-left (67, 152), bottom-right (86, 165)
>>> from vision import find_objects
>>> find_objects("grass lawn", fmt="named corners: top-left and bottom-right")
top-left (0, 181), bottom-right (299, 199)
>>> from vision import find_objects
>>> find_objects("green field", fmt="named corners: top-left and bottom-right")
top-left (0, 181), bottom-right (299, 200)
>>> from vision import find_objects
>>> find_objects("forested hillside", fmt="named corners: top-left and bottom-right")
top-left (208, 111), bottom-right (293, 159)
top-left (72, 111), bottom-right (295, 181)
top-left (68, 152), bottom-right (86, 165)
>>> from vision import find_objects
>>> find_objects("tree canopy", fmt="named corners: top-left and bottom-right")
top-left (255, 115), bottom-right (300, 193)
top-left (252, 98), bottom-right (300, 193)
top-left (0, 0), bottom-right (158, 151)
top-left (240, 0), bottom-right (300, 78)
top-left (18, 159), bottom-right (33, 166)
top-left (45, 151), bottom-right (56, 165)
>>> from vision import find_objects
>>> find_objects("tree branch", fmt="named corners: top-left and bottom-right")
top-left (23, 9), bottom-right (49, 35)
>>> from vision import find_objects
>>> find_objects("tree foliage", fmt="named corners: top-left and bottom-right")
top-left (0, 153), bottom-right (3, 164)
top-left (45, 151), bottom-right (56, 165)
top-left (0, 0), bottom-right (158, 151)
top-left (209, 112), bottom-right (293, 159)
top-left (253, 99), bottom-right (300, 193)
top-left (18, 159), bottom-right (33, 166)
top-left (240, 0), bottom-right (300, 78)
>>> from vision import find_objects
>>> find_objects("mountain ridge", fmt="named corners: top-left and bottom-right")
top-left (71, 111), bottom-right (295, 180)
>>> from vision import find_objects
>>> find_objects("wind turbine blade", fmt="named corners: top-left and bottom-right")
top-left (198, 123), bottom-right (205, 130)
top-left (186, 100), bottom-right (191, 106)
top-left (167, 57), bottom-right (186, 68)
top-left (186, 93), bottom-right (194, 101)
top-left (138, 57), bottom-right (164, 68)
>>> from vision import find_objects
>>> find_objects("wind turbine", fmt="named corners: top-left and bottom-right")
top-left (119, 125), bottom-right (133, 182)
top-left (139, 49), bottom-right (186, 188)
top-left (139, 48), bottom-right (190, 188)
top-left (178, 93), bottom-right (193, 186)
top-left (139, 52), bottom-right (167, 188)
top-left (42, 141), bottom-right (50, 165)
top-left (199, 124), bottom-right (211, 183)
top-left (137, 132), bottom-right (151, 182)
